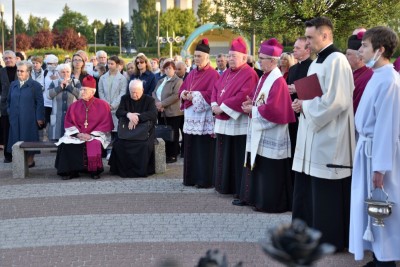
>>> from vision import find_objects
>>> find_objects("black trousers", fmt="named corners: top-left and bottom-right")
top-left (1, 115), bottom-right (12, 160)
top-left (44, 107), bottom-right (52, 126)
top-left (292, 172), bottom-right (351, 251)
top-left (157, 113), bottom-right (183, 158)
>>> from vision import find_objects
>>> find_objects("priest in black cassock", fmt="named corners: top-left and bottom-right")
top-left (286, 36), bottom-right (312, 159)
top-left (108, 79), bottom-right (158, 178)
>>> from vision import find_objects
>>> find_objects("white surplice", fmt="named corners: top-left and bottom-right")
top-left (292, 52), bottom-right (356, 179)
top-left (349, 64), bottom-right (400, 261)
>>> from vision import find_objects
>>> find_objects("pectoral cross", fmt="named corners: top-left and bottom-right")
top-left (220, 88), bottom-right (226, 97)
top-left (84, 108), bottom-right (89, 128)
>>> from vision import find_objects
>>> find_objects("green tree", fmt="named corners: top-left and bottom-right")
top-left (212, 0), bottom-right (400, 51)
top-left (15, 13), bottom-right (27, 34)
top-left (52, 4), bottom-right (91, 41)
top-left (27, 14), bottom-right (50, 36)
top-left (120, 20), bottom-right (132, 49)
top-left (197, 0), bottom-right (213, 25)
top-left (131, 0), bottom-right (157, 47)
top-left (160, 8), bottom-right (197, 38)
top-left (102, 20), bottom-right (117, 46)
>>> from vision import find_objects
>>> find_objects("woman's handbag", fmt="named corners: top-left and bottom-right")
top-left (118, 118), bottom-right (151, 141)
top-left (155, 112), bottom-right (174, 142)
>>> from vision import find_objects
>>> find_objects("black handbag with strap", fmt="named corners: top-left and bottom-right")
top-left (118, 117), bottom-right (151, 141)
top-left (155, 112), bottom-right (174, 142)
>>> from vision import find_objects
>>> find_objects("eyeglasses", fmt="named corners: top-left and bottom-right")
top-left (17, 70), bottom-right (26, 73)
top-left (73, 59), bottom-right (83, 62)
top-left (259, 56), bottom-right (273, 61)
top-left (136, 61), bottom-right (145, 64)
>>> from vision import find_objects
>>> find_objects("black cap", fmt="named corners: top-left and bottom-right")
top-left (347, 32), bottom-right (365, 50)
top-left (195, 38), bottom-right (210, 54)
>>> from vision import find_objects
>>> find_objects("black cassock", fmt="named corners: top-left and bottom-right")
top-left (108, 94), bottom-right (157, 178)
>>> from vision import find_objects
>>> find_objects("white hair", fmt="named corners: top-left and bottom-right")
top-left (56, 63), bottom-right (71, 72)
top-left (45, 54), bottom-right (59, 64)
top-left (96, 50), bottom-right (107, 58)
top-left (129, 79), bottom-right (144, 92)
top-left (4, 50), bottom-right (16, 58)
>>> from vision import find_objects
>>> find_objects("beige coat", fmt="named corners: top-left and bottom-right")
top-left (98, 71), bottom-right (127, 131)
top-left (153, 75), bottom-right (183, 117)
top-left (292, 52), bottom-right (356, 179)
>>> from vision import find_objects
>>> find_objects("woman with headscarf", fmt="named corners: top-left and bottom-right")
top-left (47, 63), bottom-right (81, 140)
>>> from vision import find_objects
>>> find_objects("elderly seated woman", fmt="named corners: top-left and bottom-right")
top-left (108, 79), bottom-right (158, 178)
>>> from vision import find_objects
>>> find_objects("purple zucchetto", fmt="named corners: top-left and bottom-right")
top-left (259, 38), bottom-right (283, 57)
top-left (230, 37), bottom-right (247, 54)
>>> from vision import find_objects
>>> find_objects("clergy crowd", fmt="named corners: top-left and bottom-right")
top-left (0, 16), bottom-right (399, 267)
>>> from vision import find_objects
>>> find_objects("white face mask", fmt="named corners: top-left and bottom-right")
top-left (365, 50), bottom-right (381, 68)
top-left (47, 64), bottom-right (56, 72)
top-left (92, 71), bottom-right (99, 78)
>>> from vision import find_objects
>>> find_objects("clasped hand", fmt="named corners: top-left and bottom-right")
top-left (212, 105), bottom-right (223, 115)
top-left (241, 96), bottom-right (252, 114)
top-left (127, 112), bottom-right (140, 130)
top-left (155, 102), bottom-right (164, 112)
top-left (292, 99), bottom-right (303, 113)
top-left (181, 90), bottom-right (193, 101)
top-left (77, 133), bottom-right (91, 141)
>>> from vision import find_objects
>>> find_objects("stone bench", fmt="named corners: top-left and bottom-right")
top-left (12, 138), bottom-right (166, 178)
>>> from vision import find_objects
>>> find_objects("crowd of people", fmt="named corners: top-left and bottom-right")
top-left (0, 16), bottom-right (399, 267)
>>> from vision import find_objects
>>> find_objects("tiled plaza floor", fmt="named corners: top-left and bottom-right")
top-left (0, 152), bottom-right (375, 267)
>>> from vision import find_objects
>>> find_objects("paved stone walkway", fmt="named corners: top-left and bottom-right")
top-left (0, 152), bottom-right (375, 266)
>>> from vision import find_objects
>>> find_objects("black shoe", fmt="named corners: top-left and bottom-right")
top-left (362, 261), bottom-right (375, 267)
top-left (166, 157), bottom-right (177, 163)
top-left (3, 158), bottom-right (12, 163)
top-left (91, 174), bottom-right (101, 179)
top-left (61, 176), bottom-right (73, 180)
top-left (252, 206), bottom-right (265, 212)
top-left (195, 184), bottom-right (212, 189)
top-left (28, 161), bottom-right (35, 168)
top-left (232, 199), bottom-right (247, 206)
top-left (69, 171), bottom-right (80, 179)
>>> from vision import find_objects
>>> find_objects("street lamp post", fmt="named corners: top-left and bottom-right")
top-left (119, 19), bottom-right (122, 56)
top-left (0, 4), bottom-right (4, 54)
top-left (156, 1), bottom-right (161, 58)
top-left (12, 0), bottom-right (16, 51)
top-left (94, 28), bottom-right (97, 53)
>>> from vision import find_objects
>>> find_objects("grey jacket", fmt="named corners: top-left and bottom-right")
top-left (152, 75), bottom-right (183, 117)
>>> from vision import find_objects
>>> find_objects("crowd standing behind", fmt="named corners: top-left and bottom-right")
top-left (0, 19), bottom-right (399, 266)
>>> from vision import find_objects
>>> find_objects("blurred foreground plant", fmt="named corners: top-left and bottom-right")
top-left (260, 219), bottom-right (335, 267)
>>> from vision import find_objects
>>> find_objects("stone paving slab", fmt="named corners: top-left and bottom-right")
top-left (0, 192), bottom-right (268, 220)
top-left (0, 243), bottom-right (372, 267)
top-left (0, 153), bottom-right (379, 266)
top-left (0, 214), bottom-right (291, 249)
top-left (0, 179), bottom-right (210, 200)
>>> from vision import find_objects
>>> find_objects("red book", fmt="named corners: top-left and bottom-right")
top-left (294, 73), bottom-right (323, 100)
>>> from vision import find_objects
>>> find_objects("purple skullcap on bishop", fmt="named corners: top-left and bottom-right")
top-left (230, 37), bottom-right (247, 54)
top-left (82, 75), bottom-right (96, 89)
top-left (259, 38), bottom-right (283, 57)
